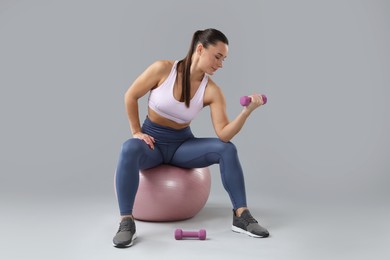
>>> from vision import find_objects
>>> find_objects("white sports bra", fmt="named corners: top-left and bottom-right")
top-left (148, 61), bottom-right (208, 124)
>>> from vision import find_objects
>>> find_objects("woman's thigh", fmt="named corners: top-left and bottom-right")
top-left (119, 138), bottom-right (164, 170)
top-left (170, 138), bottom-right (233, 168)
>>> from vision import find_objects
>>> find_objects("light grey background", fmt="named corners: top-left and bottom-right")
top-left (1, 0), bottom-right (389, 259)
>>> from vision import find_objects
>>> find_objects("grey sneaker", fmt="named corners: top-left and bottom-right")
top-left (232, 209), bottom-right (269, 238)
top-left (113, 217), bottom-right (137, 247)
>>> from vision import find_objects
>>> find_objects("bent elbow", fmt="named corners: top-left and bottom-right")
top-left (124, 91), bottom-right (138, 105)
top-left (217, 134), bottom-right (231, 143)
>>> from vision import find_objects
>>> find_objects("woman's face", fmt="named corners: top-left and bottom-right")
top-left (197, 41), bottom-right (228, 75)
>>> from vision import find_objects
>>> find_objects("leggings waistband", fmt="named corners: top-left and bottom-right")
top-left (141, 117), bottom-right (194, 143)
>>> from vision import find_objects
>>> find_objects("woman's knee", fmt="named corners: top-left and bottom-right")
top-left (120, 138), bottom-right (146, 156)
top-left (210, 140), bottom-right (238, 155)
top-left (222, 141), bottom-right (238, 156)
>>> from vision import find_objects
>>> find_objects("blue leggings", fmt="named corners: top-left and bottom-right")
top-left (115, 117), bottom-right (247, 216)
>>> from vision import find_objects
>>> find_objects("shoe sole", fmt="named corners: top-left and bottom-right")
top-left (113, 233), bottom-right (137, 248)
top-left (231, 226), bottom-right (269, 238)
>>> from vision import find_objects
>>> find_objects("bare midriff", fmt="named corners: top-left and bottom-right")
top-left (147, 107), bottom-right (191, 130)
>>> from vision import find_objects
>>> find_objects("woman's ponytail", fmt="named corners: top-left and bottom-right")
top-left (178, 29), bottom-right (228, 108)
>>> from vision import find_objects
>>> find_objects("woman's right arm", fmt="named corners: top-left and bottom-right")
top-left (124, 60), bottom-right (169, 148)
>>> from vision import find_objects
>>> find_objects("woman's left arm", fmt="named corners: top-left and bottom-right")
top-left (205, 82), bottom-right (264, 142)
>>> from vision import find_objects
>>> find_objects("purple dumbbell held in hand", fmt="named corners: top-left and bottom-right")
top-left (240, 94), bottom-right (267, 106)
top-left (174, 229), bottom-right (207, 240)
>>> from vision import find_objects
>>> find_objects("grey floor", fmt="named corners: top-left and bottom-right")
top-left (2, 195), bottom-right (389, 260)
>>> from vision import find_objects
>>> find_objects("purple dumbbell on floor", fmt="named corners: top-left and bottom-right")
top-left (240, 94), bottom-right (267, 106)
top-left (174, 229), bottom-right (207, 240)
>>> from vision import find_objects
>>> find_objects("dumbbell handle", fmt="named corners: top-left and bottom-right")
top-left (240, 94), bottom-right (267, 106)
top-left (182, 231), bottom-right (200, 237)
top-left (175, 228), bottom-right (207, 240)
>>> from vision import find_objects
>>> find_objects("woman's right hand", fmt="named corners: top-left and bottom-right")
top-left (133, 132), bottom-right (155, 150)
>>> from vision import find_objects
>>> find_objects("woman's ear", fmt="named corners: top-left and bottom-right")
top-left (196, 43), bottom-right (204, 55)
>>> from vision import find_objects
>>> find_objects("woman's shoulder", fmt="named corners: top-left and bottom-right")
top-left (204, 77), bottom-right (224, 106)
top-left (148, 60), bottom-right (176, 75)
top-left (144, 60), bottom-right (176, 88)
top-left (205, 77), bottom-right (221, 92)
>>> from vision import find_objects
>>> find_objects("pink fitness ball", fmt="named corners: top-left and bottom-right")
top-left (132, 165), bottom-right (211, 222)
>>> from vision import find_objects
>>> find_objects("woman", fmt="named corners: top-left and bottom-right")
top-left (113, 28), bottom-right (269, 248)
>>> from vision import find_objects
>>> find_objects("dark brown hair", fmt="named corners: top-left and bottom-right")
top-left (177, 28), bottom-right (229, 107)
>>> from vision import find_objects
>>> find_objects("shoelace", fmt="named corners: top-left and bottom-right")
top-left (118, 220), bottom-right (133, 232)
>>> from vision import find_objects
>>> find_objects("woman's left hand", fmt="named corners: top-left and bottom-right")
top-left (244, 93), bottom-right (265, 113)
